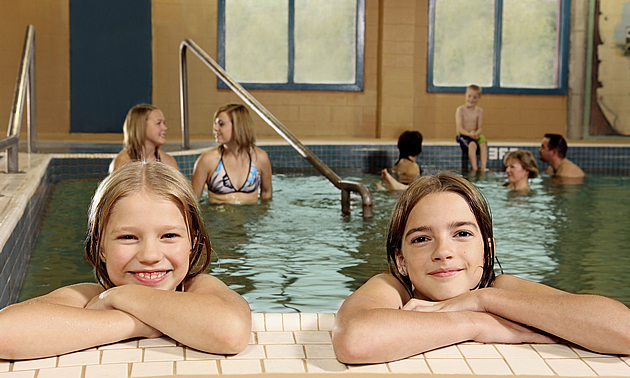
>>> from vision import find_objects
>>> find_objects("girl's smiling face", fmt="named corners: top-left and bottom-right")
top-left (101, 191), bottom-right (191, 291)
top-left (144, 109), bottom-right (167, 149)
top-left (395, 192), bottom-right (485, 301)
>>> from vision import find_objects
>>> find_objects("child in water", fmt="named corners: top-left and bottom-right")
top-left (379, 130), bottom-right (423, 191)
top-left (110, 104), bottom-right (179, 173)
top-left (0, 162), bottom-right (251, 360)
top-left (333, 171), bottom-right (630, 364)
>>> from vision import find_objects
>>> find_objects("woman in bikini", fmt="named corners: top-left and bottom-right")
top-left (192, 104), bottom-right (272, 204)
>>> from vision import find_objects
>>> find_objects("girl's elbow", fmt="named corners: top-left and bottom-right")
top-left (215, 314), bottom-right (252, 354)
top-left (332, 323), bottom-right (373, 364)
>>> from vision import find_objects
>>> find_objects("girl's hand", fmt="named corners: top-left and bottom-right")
top-left (85, 288), bottom-right (163, 339)
top-left (85, 288), bottom-right (118, 311)
top-left (402, 290), bottom-right (484, 313)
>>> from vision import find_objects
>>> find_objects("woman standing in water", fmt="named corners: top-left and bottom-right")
top-left (192, 104), bottom-right (272, 204)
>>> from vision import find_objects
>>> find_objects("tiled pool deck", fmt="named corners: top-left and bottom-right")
top-left (3, 312), bottom-right (630, 377)
top-left (1, 141), bottom-right (630, 377)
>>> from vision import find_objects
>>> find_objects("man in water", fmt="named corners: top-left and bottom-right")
top-left (539, 134), bottom-right (585, 179)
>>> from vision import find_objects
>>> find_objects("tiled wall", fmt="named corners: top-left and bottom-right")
top-left (47, 143), bottom-right (630, 183)
top-left (0, 161), bottom-right (53, 308)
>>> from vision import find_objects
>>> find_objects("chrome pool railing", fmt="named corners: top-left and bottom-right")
top-left (179, 38), bottom-right (373, 218)
top-left (3, 24), bottom-right (38, 173)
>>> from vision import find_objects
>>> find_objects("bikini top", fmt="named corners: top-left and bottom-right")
top-left (208, 151), bottom-right (261, 194)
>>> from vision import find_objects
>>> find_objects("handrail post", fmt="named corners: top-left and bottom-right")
top-left (27, 32), bottom-right (37, 153)
top-left (178, 39), bottom-right (373, 217)
top-left (179, 44), bottom-right (190, 150)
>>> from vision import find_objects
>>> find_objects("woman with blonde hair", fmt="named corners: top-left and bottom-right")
top-left (503, 149), bottom-right (538, 191)
top-left (110, 104), bottom-right (178, 173)
top-left (192, 103), bottom-right (272, 204)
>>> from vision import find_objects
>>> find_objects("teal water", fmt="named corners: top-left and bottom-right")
top-left (17, 171), bottom-right (630, 312)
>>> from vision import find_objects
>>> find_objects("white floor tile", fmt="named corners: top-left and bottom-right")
top-left (318, 313), bottom-right (335, 331)
top-left (387, 359), bottom-right (431, 373)
top-left (294, 330), bottom-right (331, 344)
top-left (264, 313), bottom-right (283, 331)
top-left (282, 313), bottom-right (301, 331)
top-left (0, 372), bottom-right (36, 378)
top-left (263, 359), bottom-right (306, 373)
top-left (101, 348), bottom-right (143, 364)
top-left (532, 343), bottom-right (580, 358)
top-left (256, 331), bottom-right (295, 344)
top-left (175, 360), bottom-right (219, 375)
top-left (424, 345), bottom-right (463, 359)
top-left (219, 359), bottom-right (262, 374)
top-left (458, 344), bottom-right (502, 358)
top-left (184, 348), bottom-right (225, 361)
top-left (265, 344), bottom-right (305, 359)
top-left (427, 358), bottom-right (472, 374)
top-left (130, 361), bottom-right (173, 377)
top-left (583, 357), bottom-right (630, 376)
top-left (304, 344), bottom-right (336, 359)
top-left (36, 366), bottom-right (82, 378)
top-left (226, 344), bottom-right (265, 359)
top-left (505, 357), bottom-right (555, 375)
top-left (300, 313), bottom-right (319, 330)
top-left (142, 346), bottom-right (184, 362)
top-left (84, 363), bottom-right (128, 378)
top-left (251, 313), bottom-right (265, 332)
top-left (347, 363), bottom-right (390, 373)
top-left (546, 358), bottom-right (597, 376)
top-left (305, 358), bottom-right (347, 373)
top-left (57, 350), bottom-right (100, 367)
top-left (12, 357), bottom-right (56, 371)
top-left (467, 358), bottom-right (513, 375)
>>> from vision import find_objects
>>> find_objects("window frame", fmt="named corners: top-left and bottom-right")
top-left (427, 0), bottom-right (571, 95)
top-left (217, 0), bottom-right (365, 92)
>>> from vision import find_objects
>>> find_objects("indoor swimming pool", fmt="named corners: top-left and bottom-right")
top-left (17, 168), bottom-right (630, 313)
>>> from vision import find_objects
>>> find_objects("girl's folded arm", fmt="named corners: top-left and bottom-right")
top-left (0, 283), bottom-right (154, 360)
top-left (333, 274), bottom-right (486, 364)
top-left (484, 275), bottom-right (630, 355)
top-left (93, 274), bottom-right (251, 355)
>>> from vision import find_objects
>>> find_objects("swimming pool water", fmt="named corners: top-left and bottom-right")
top-left (18, 171), bottom-right (630, 312)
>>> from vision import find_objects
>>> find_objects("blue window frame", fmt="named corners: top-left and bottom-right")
top-left (217, 0), bottom-right (364, 91)
top-left (427, 0), bottom-right (570, 95)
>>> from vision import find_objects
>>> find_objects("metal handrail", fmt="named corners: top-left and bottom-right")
top-left (4, 25), bottom-right (37, 173)
top-left (179, 39), bottom-right (372, 217)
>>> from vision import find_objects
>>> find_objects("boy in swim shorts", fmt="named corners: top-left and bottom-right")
top-left (456, 85), bottom-right (487, 171)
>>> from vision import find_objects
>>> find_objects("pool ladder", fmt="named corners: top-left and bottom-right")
top-left (2, 25), bottom-right (37, 173)
top-left (179, 39), bottom-right (373, 218)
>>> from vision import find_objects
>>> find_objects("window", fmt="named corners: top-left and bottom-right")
top-left (427, 0), bottom-right (569, 94)
top-left (217, 0), bottom-right (364, 91)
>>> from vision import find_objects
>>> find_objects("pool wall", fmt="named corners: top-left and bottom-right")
top-left (2, 141), bottom-right (630, 308)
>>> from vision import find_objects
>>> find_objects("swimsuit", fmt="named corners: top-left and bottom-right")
top-left (456, 134), bottom-right (487, 149)
top-left (208, 151), bottom-right (261, 194)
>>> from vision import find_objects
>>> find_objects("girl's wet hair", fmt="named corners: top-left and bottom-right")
top-left (85, 161), bottom-right (212, 289)
top-left (123, 104), bottom-right (160, 161)
top-left (214, 103), bottom-right (256, 154)
top-left (386, 171), bottom-right (496, 298)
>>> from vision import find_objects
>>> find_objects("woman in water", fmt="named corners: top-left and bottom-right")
top-left (333, 171), bottom-right (630, 364)
top-left (0, 162), bottom-right (251, 360)
top-left (192, 104), bottom-right (272, 204)
top-left (503, 149), bottom-right (538, 191)
top-left (110, 104), bottom-right (178, 173)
